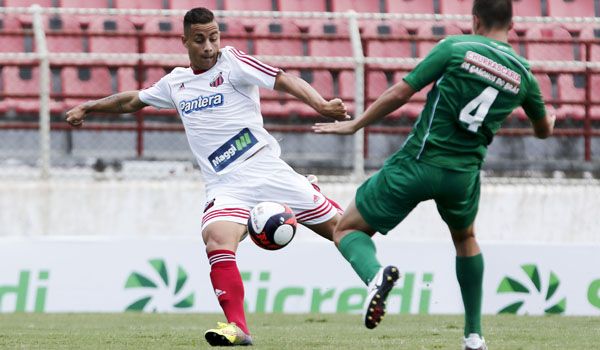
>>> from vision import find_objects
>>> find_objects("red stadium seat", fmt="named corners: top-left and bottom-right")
top-left (218, 19), bottom-right (251, 53)
top-left (387, 0), bottom-right (434, 14)
top-left (306, 20), bottom-right (353, 57)
top-left (338, 70), bottom-right (356, 112)
top-left (366, 70), bottom-right (390, 101)
top-left (557, 74), bottom-right (586, 120)
top-left (362, 21), bottom-right (411, 59)
top-left (513, 0), bottom-right (543, 17)
top-left (5, 0), bottom-right (53, 6)
top-left (1, 66), bottom-right (64, 113)
top-left (44, 15), bottom-right (85, 54)
top-left (88, 16), bottom-right (138, 63)
top-left (579, 26), bottom-right (600, 61)
top-left (170, 0), bottom-right (220, 10)
top-left (62, 67), bottom-right (113, 97)
top-left (590, 74), bottom-right (600, 120)
top-left (525, 26), bottom-right (575, 61)
top-left (279, 0), bottom-right (327, 12)
top-left (0, 15), bottom-right (25, 54)
top-left (547, 0), bottom-right (596, 17)
top-left (60, 0), bottom-right (109, 8)
top-left (223, 0), bottom-right (274, 11)
top-left (143, 17), bottom-right (184, 55)
top-left (331, 0), bottom-right (381, 13)
top-left (114, 0), bottom-right (165, 9)
top-left (439, 0), bottom-right (471, 14)
top-left (417, 22), bottom-right (463, 57)
top-left (534, 73), bottom-right (553, 101)
top-left (253, 20), bottom-right (303, 56)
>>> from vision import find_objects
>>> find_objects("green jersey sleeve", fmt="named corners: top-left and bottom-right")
top-left (403, 38), bottom-right (453, 91)
top-left (521, 73), bottom-right (547, 121)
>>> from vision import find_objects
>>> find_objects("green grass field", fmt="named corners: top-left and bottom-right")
top-left (1, 313), bottom-right (599, 349)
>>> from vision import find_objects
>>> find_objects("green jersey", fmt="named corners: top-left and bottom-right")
top-left (401, 34), bottom-right (546, 171)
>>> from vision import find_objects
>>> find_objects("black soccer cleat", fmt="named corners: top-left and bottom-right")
top-left (363, 265), bottom-right (400, 329)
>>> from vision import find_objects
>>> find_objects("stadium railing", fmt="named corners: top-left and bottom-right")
top-left (1, 6), bottom-right (599, 180)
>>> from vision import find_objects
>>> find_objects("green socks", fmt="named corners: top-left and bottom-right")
top-left (456, 254), bottom-right (484, 337)
top-left (338, 231), bottom-right (382, 285)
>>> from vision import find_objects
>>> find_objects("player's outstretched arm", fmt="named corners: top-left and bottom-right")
top-left (273, 71), bottom-right (349, 121)
top-left (313, 80), bottom-right (415, 135)
top-left (65, 91), bottom-right (147, 127)
top-left (531, 114), bottom-right (555, 139)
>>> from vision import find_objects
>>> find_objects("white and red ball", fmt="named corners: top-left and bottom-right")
top-left (247, 202), bottom-right (297, 250)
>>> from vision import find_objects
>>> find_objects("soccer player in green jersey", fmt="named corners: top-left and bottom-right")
top-left (313, 0), bottom-right (555, 349)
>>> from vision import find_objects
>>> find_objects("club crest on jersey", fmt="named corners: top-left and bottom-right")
top-left (209, 71), bottom-right (224, 88)
top-left (179, 93), bottom-right (224, 115)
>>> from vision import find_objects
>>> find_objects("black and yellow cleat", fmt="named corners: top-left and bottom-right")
top-left (363, 265), bottom-right (400, 329)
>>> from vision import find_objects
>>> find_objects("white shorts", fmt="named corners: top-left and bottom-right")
top-left (201, 149), bottom-right (340, 230)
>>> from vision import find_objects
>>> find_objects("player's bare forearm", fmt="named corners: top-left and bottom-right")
top-left (314, 81), bottom-right (415, 134)
top-left (65, 91), bottom-right (147, 127)
top-left (274, 71), bottom-right (348, 120)
top-left (532, 114), bottom-right (555, 139)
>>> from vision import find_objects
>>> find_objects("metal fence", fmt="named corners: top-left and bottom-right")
top-left (1, 6), bottom-right (600, 180)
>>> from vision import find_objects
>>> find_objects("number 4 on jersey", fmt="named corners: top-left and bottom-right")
top-left (459, 86), bottom-right (499, 132)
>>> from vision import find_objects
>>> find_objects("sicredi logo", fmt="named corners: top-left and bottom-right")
top-left (209, 128), bottom-right (258, 172)
top-left (179, 93), bottom-right (223, 115)
top-left (124, 258), bottom-right (194, 312)
top-left (496, 264), bottom-right (566, 315)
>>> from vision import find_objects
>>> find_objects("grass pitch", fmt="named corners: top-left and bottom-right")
top-left (1, 313), bottom-right (598, 349)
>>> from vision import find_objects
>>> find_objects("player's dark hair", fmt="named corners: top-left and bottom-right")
top-left (183, 7), bottom-right (215, 33)
top-left (472, 0), bottom-right (512, 29)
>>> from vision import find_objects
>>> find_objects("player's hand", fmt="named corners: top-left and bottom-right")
top-left (65, 105), bottom-right (86, 128)
top-left (318, 98), bottom-right (351, 121)
top-left (312, 120), bottom-right (357, 135)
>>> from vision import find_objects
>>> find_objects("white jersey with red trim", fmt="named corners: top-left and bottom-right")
top-left (138, 46), bottom-right (281, 183)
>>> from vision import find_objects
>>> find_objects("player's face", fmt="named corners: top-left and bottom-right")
top-left (183, 21), bottom-right (220, 71)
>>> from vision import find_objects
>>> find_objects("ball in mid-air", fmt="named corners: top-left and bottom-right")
top-left (247, 202), bottom-right (297, 250)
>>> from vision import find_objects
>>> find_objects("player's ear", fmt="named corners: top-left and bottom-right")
top-left (181, 34), bottom-right (187, 47)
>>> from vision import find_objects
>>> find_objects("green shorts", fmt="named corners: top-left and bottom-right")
top-left (356, 152), bottom-right (480, 233)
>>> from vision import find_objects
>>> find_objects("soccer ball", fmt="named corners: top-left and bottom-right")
top-left (247, 202), bottom-right (297, 250)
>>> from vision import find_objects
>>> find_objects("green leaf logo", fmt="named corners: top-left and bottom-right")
top-left (124, 258), bottom-right (195, 311)
top-left (497, 264), bottom-right (566, 315)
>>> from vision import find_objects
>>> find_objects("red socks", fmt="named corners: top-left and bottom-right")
top-left (207, 250), bottom-right (249, 334)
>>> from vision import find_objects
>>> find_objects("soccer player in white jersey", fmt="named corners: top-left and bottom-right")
top-left (65, 7), bottom-right (347, 347)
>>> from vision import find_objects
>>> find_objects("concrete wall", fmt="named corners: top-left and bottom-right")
top-left (1, 180), bottom-right (598, 243)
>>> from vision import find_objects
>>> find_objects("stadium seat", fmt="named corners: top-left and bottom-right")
top-left (557, 74), bottom-right (586, 120)
top-left (525, 26), bottom-right (575, 61)
top-left (218, 19), bottom-right (251, 53)
top-left (44, 15), bottom-right (85, 54)
top-left (0, 15), bottom-right (25, 54)
top-left (578, 26), bottom-right (600, 61)
top-left (417, 22), bottom-right (463, 57)
top-left (279, 0), bottom-right (327, 12)
top-left (88, 16), bottom-right (138, 63)
top-left (143, 17), bottom-right (184, 56)
top-left (547, 0), bottom-right (596, 17)
top-left (590, 74), bottom-right (600, 120)
top-left (337, 70), bottom-right (355, 110)
top-left (60, 0), bottom-right (109, 8)
top-left (253, 20), bottom-right (303, 56)
top-left (170, 0), bottom-right (219, 10)
top-left (366, 70), bottom-right (391, 101)
top-left (223, 0), bottom-right (274, 11)
top-left (114, 0), bottom-right (165, 9)
top-left (331, 0), bottom-right (381, 13)
top-left (62, 67), bottom-right (114, 97)
top-left (387, 0), bottom-right (434, 14)
top-left (512, 0), bottom-right (543, 17)
top-left (362, 21), bottom-right (411, 59)
top-left (306, 20), bottom-right (353, 57)
top-left (1, 66), bottom-right (64, 113)
top-left (4, 0), bottom-right (53, 7)
top-left (438, 0), bottom-right (472, 14)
